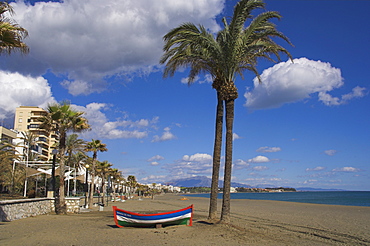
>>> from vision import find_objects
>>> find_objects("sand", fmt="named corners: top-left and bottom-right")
top-left (1, 193), bottom-right (369, 245)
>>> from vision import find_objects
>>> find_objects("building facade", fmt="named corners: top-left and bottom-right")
top-left (14, 106), bottom-right (58, 161)
top-left (0, 126), bottom-right (17, 144)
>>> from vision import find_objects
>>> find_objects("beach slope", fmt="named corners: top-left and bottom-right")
top-left (1, 194), bottom-right (369, 245)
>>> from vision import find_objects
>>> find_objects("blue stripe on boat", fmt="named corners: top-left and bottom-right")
top-left (116, 208), bottom-right (192, 221)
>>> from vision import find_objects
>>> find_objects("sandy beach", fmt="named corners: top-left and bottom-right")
top-left (1, 194), bottom-right (369, 245)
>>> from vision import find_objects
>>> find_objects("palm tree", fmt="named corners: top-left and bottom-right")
top-left (95, 160), bottom-right (112, 206)
top-left (160, 22), bottom-right (227, 221)
top-left (85, 139), bottom-right (107, 209)
top-left (126, 175), bottom-right (137, 198)
top-left (20, 131), bottom-right (39, 196)
top-left (20, 131), bottom-right (39, 161)
top-left (161, 0), bottom-right (292, 223)
top-left (0, 1), bottom-right (29, 55)
top-left (109, 168), bottom-right (121, 201)
top-left (65, 134), bottom-right (86, 195)
top-left (0, 141), bottom-right (21, 194)
top-left (40, 101), bottom-right (90, 214)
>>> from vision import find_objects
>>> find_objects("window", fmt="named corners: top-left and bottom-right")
top-left (19, 118), bottom-right (23, 123)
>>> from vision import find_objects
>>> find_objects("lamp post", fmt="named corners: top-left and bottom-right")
top-left (23, 144), bottom-right (29, 197)
top-left (84, 164), bottom-right (89, 208)
top-left (107, 175), bottom-right (110, 206)
top-left (46, 150), bottom-right (57, 198)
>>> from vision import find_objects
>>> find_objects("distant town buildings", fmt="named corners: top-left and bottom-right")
top-left (146, 183), bottom-right (181, 193)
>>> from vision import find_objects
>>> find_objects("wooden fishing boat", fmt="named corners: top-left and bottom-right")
top-left (113, 205), bottom-right (193, 228)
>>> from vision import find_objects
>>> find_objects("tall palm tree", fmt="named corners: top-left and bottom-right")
top-left (85, 139), bottom-right (107, 209)
top-left (160, 22), bottom-right (227, 221)
top-left (161, 0), bottom-right (292, 223)
top-left (40, 101), bottom-right (90, 214)
top-left (218, 0), bottom-right (292, 224)
top-left (95, 160), bottom-right (112, 206)
top-left (65, 134), bottom-right (86, 195)
top-left (0, 2), bottom-right (29, 55)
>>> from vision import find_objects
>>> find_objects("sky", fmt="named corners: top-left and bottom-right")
top-left (1, 0), bottom-right (369, 191)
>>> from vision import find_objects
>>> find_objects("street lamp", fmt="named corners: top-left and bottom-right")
top-left (84, 164), bottom-right (89, 208)
top-left (107, 175), bottom-right (111, 206)
top-left (23, 143), bottom-right (29, 197)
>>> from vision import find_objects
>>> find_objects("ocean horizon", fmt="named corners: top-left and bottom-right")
top-left (185, 191), bottom-right (370, 207)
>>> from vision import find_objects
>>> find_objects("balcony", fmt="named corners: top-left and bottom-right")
top-left (27, 124), bottom-right (39, 129)
top-left (37, 137), bottom-right (47, 143)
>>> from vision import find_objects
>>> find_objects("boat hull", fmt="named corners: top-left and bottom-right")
top-left (113, 205), bottom-right (193, 228)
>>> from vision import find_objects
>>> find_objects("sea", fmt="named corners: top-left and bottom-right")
top-left (185, 191), bottom-right (370, 207)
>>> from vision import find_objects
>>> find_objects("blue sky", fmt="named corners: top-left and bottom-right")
top-left (1, 0), bottom-right (369, 190)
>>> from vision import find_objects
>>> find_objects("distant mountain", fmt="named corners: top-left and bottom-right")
top-left (296, 187), bottom-right (347, 191)
top-left (167, 176), bottom-right (251, 188)
top-left (168, 176), bottom-right (211, 187)
top-left (168, 176), bottom-right (349, 191)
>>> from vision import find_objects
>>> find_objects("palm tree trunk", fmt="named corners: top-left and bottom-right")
top-left (57, 144), bottom-right (67, 214)
top-left (102, 176), bottom-right (106, 206)
top-left (208, 92), bottom-right (223, 221)
top-left (88, 153), bottom-right (97, 209)
top-left (220, 98), bottom-right (234, 224)
top-left (73, 163), bottom-right (76, 196)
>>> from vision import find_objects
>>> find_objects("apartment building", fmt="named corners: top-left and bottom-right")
top-left (0, 126), bottom-right (17, 144)
top-left (14, 106), bottom-right (58, 161)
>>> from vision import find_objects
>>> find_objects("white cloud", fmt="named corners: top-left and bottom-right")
top-left (332, 167), bottom-right (360, 172)
top-left (244, 58), bottom-right (366, 109)
top-left (303, 179), bottom-right (318, 184)
top-left (147, 155), bottom-right (165, 162)
top-left (182, 153), bottom-right (212, 163)
top-left (0, 71), bottom-right (55, 125)
top-left (152, 127), bottom-right (176, 142)
top-left (341, 86), bottom-right (367, 101)
top-left (248, 155), bottom-right (270, 163)
top-left (234, 159), bottom-right (249, 169)
top-left (306, 166), bottom-right (326, 172)
top-left (140, 175), bottom-right (166, 183)
top-left (324, 150), bottom-right (337, 156)
top-left (233, 133), bottom-right (242, 141)
top-left (256, 146), bottom-right (281, 153)
top-left (252, 166), bottom-right (268, 171)
top-left (163, 153), bottom-right (213, 180)
top-left (74, 103), bottom-right (157, 139)
top-left (181, 74), bottom-right (213, 84)
top-left (150, 162), bottom-right (160, 166)
top-left (319, 86), bottom-right (366, 106)
top-left (8, 0), bottom-right (224, 95)
top-left (61, 79), bottom-right (107, 96)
